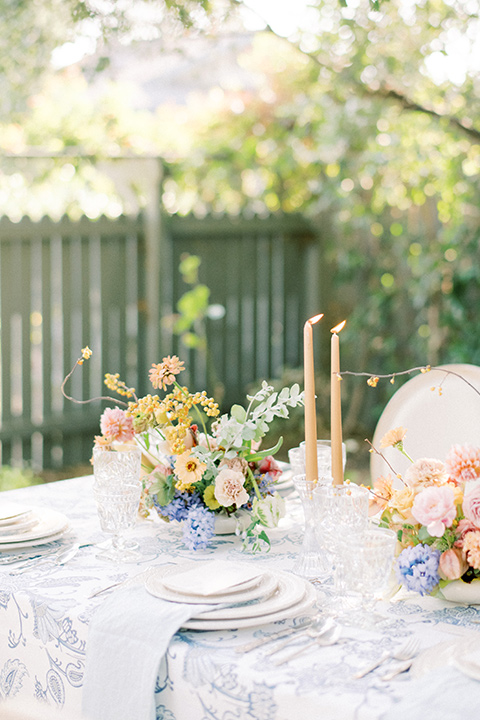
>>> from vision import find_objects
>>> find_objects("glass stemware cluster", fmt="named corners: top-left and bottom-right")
top-left (290, 443), bottom-right (397, 624)
top-left (288, 440), bottom-right (346, 580)
top-left (313, 482), bottom-right (397, 622)
top-left (92, 446), bottom-right (142, 562)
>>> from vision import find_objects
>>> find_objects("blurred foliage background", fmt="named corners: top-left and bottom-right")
top-left (1, 0), bottom-right (480, 480)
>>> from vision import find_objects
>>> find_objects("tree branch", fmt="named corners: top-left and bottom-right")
top-left (258, 21), bottom-right (480, 145)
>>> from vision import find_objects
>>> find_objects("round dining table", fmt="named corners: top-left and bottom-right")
top-left (0, 475), bottom-right (480, 720)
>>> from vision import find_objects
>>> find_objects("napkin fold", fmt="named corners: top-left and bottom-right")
top-left (82, 585), bottom-right (205, 720)
top-left (381, 666), bottom-right (480, 719)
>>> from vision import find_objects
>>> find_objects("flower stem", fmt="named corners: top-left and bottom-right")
top-left (247, 465), bottom-right (262, 500)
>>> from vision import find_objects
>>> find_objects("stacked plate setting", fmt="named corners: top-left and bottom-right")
top-left (0, 503), bottom-right (70, 551)
top-left (145, 560), bottom-right (317, 630)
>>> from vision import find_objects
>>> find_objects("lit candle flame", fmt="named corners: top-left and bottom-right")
top-left (308, 313), bottom-right (324, 326)
top-left (330, 320), bottom-right (346, 334)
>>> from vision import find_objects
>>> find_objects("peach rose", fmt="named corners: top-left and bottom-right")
top-left (214, 468), bottom-right (249, 508)
top-left (438, 548), bottom-right (468, 581)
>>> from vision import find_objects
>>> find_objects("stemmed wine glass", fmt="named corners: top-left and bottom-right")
top-left (92, 446), bottom-right (142, 563)
top-left (352, 526), bottom-right (397, 627)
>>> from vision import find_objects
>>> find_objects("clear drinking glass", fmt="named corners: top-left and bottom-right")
top-left (290, 440), bottom-right (347, 481)
top-left (313, 483), bottom-right (370, 614)
top-left (93, 446), bottom-right (142, 562)
top-left (292, 474), bottom-right (332, 581)
top-left (353, 527), bottom-right (397, 626)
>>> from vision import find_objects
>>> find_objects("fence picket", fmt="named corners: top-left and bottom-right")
top-left (0, 212), bottom-right (317, 469)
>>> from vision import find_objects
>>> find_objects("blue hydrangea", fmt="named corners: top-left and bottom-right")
top-left (182, 506), bottom-right (215, 551)
top-left (153, 491), bottom-right (201, 523)
top-left (395, 543), bottom-right (441, 596)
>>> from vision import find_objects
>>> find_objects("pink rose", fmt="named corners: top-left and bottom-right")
top-left (411, 485), bottom-right (456, 537)
top-left (438, 548), bottom-right (468, 581)
top-left (100, 407), bottom-right (134, 443)
top-left (455, 517), bottom-right (479, 547)
top-left (463, 479), bottom-right (480, 529)
top-left (214, 468), bottom-right (249, 508)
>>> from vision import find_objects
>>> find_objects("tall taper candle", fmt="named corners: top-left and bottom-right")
top-left (330, 321), bottom-right (346, 485)
top-left (304, 313), bottom-right (323, 483)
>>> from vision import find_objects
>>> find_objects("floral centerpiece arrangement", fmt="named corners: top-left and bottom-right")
top-left (369, 427), bottom-right (480, 597)
top-left (64, 349), bottom-right (304, 552)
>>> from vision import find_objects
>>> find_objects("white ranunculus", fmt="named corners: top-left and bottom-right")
top-left (252, 492), bottom-right (285, 528)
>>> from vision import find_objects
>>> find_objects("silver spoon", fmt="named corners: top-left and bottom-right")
top-left (265, 616), bottom-right (336, 656)
top-left (273, 623), bottom-right (342, 665)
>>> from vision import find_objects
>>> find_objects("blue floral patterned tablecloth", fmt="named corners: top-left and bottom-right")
top-left (0, 476), bottom-right (480, 720)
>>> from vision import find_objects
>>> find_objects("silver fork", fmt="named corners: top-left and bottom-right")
top-left (353, 637), bottom-right (420, 679)
top-left (273, 624), bottom-right (342, 666)
top-left (235, 619), bottom-right (315, 653)
top-left (0, 548), bottom-right (59, 566)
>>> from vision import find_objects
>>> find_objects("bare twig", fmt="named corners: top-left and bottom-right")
top-left (339, 365), bottom-right (480, 398)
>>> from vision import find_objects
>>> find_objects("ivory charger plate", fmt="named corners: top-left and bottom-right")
top-left (0, 507), bottom-right (70, 550)
top-left (183, 580), bottom-right (317, 631)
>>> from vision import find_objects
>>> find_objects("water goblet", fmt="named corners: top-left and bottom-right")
top-left (291, 474), bottom-right (332, 581)
top-left (353, 527), bottom-right (397, 627)
top-left (291, 440), bottom-right (347, 480)
top-left (313, 482), bottom-right (370, 615)
top-left (93, 446), bottom-right (142, 563)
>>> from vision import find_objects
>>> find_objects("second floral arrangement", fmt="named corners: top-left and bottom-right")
top-left (369, 427), bottom-right (480, 596)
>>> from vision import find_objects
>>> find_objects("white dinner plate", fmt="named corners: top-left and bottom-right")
top-left (0, 514), bottom-right (39, 537)
top-left (0, 508), bottom-right (69, 547)
top-left (197, 571), bottom-right (308, 621)
top-left (0, 527), bottom-right (69, 551)
top-left (145, 565), bottom-right (277, 605)
top-left (161, 560), bottom-right (264, 596)
top-left (182, 579), bottom-right (317, 630)
top-left (0, 503), bottom-right (33, 525)
top-left (371, 364), bottom-right (480, 483)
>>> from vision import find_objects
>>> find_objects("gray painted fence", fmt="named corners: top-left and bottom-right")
top-left (0, 212), bottom-right (318, 469)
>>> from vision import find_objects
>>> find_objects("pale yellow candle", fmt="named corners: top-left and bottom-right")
top-left (303, 313), bottom-right (323, 483)
top-left (330, 320), bottom-right (346, 485)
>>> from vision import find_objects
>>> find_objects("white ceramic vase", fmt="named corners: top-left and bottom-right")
top-left (439, 579), bottom-right (480, 604)
top-left (214, 509), bottom-right (251, 535)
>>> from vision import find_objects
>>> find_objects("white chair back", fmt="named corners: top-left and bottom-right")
top-left (370, 363), bottom-right (480, 484)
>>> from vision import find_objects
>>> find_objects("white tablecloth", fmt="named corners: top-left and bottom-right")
top-left (0, 477), bottom-right (480, 719)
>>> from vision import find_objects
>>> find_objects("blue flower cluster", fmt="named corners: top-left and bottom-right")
top-left (153, 491), bottom-right (201, 523)
top-left (182, 506), bottom-right (215, 551)
top-left (395, 543), bottom-right (441, 596)
top-left (256, 472), bottom-right (276, 495)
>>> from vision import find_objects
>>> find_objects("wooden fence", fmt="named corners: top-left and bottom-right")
top-left (0, 212), bottom-right (318, 469)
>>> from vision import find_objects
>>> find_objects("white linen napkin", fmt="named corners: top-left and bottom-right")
top-left (381, 666), bottom-right (480, 719)
top-left (82, 585), bottom-right (207, 720)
